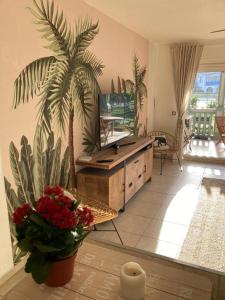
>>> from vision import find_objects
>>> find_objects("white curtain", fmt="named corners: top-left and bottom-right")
top-left (170, 42), bottom-right (204, 157)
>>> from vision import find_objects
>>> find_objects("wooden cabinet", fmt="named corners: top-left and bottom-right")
top-left (77, 167), bottom-right (124, 211)
top-left (76, 137), bottom-right (153, 211)
top-left (144, 146), bottom-right (153, 181)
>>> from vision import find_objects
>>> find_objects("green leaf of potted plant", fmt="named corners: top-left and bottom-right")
top-left (13, 186), bottom-right (94, 286)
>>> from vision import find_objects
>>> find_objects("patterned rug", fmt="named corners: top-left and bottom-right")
top-left (178, 177), bottom-right (225, 273)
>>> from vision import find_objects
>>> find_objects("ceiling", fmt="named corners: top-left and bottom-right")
top-left (84, 0), bottom-right (225, 43)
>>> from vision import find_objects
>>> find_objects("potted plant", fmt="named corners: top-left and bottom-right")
top-left (13, 186), bottom-right (93, 286)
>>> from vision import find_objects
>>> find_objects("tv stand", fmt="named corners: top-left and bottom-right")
top-left (112, 140), bottom-right (136, 154)
top-left (76, 136), bottom-right (153, 211)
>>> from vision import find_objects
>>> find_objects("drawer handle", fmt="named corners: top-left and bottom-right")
top-left (138, 174), bottom-right (142, 178)
top-left (129, 182), bottom-right (133, 187)
top-left (134, 159), bottom-right (139, 164)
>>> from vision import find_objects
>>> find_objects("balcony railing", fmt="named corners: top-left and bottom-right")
top-left (189, 109), bottom-right (216, 138)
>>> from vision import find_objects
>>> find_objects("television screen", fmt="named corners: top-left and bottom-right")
top-left (99, 93), bottom-right (135, 148)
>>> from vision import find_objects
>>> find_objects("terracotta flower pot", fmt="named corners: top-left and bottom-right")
top-left (45, 252), bottom-right (77, 287)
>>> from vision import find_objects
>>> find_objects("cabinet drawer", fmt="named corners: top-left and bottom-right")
top-left (136, 170), bottom-right (145, 191)
top-left (126, 153), bottom-right (145, 180)
top-left (125, 180), bottom-right (136, 202)
top-left (125, 152), bottom-right (145, 202)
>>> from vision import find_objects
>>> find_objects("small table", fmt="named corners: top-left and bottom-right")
top-left (1, 240), bottom-right (212, 299)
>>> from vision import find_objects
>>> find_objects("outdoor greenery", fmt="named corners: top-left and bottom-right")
top-left (190, 96), bottom-right (198, 109)
top-left (4, 126), bottom-right (70, 263)
top-left (13, 0), bottom-right (104, 187)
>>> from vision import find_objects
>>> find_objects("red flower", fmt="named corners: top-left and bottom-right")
top-left (77, 207), bottom-right (94, 226)
top-left (44, 186), bottom-right (63, 197)
top-left (36, 196), bottom-right (60, 215)
top-left (13, 204), bottom-right (32, 225)
top-left (51, 207), bottom-right (77, 229)
top-left (56, 195), bottom-right (73, 208)
top-left (36, 195), bottom-right (76, 229)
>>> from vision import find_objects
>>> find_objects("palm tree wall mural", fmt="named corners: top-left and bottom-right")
top-left (125, 55), bottom-right (148, 136)
top-left (13, 0), bottom-right (104, 188)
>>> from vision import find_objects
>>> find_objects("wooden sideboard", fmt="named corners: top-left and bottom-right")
top-left (76, 137), bottom-right (154, 211)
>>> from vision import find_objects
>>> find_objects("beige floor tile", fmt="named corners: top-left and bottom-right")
top-left (113, 213), bottom-right (151, 235)
top-left (95, 221), bottom-right (114, 230)
top-left (154, 189), bottom-right (200, 226)
top-left (125, 197), bottom-right (162, 219)
top-left (146, 174), bottom-right (201, 195)
top-left (143, 219), bottom-right (189, 245)
top-left (88, 228), bottom-right (140, 247)
top-left (118, 231), bottom-right (141, 247)
top-left (136, 236), bottom-right (179, 258)
top-left (153, 159), bottom-right (205, 177)
top-left (89, 231), bottom-right (121, 244)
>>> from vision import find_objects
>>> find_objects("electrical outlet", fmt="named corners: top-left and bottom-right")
top-left (172, 111), bottom-right (176, 116)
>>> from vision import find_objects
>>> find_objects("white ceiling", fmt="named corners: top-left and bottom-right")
top-left (84, 0), bottom-right (225, 43)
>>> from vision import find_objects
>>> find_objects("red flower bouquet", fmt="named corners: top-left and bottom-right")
top-left (13, 186), bottom-right (93, 285)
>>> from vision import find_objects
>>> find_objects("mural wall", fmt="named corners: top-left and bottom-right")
top-left (0, 0), bottom-right (149, 266)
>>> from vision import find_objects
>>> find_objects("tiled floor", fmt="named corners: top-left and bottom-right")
top-left (184, 138), bottom-right (225, 159)
top-left (89, 158), bottom-right (225, 267)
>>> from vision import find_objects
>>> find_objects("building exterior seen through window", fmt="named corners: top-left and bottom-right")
top-left (190, 72), bottom-right (221, 110)
top-left (189, 72), bottom-right (225, 139)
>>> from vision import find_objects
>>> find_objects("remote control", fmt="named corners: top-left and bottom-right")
top-left (96, 159), bottom-right (114, 163)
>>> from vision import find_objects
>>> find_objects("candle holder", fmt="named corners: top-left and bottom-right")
top-left (120, 262), bottom-right (146, 300)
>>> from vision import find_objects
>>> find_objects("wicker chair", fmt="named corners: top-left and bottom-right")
top-left (69, 189), bottom-right (123, 245)
top-left (215, 116), bottom-right (225, 145)
top-left (148, 130), bottom-right (182, 175)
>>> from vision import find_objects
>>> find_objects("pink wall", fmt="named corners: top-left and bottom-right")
top-left (0, 0), bottom-right (149, 183)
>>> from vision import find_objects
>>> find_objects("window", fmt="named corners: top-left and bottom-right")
top-left (190, 72), bottom-right (222, 109)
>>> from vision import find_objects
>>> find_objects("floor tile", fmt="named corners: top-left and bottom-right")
top-left (136, 236), bottom-right (179, 258)
top-left (143, 219), bottom-right (189, 245)
top-left (184, 139), bottom-right (225, 159)
top-left (89, 231), bottom-right (121, 244)
top-left (118, 231), bottom-right (141, 247)
top-left (125, 197), bottom-right (162, 219)
top-left (95, 221), bottom-right (114, 231)
top-left (113, 213), bottom-right (151, 235)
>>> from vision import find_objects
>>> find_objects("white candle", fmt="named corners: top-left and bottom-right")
top-left (120, 262), bottom-right (146, 300)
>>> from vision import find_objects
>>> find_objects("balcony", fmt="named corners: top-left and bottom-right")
top-left (189, 108), bottom-right (216, 139)
top-left (184, 109), bottom-right (225, 161)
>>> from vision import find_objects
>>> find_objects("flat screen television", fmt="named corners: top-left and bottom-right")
top-left (98, 93), bottom-right (135, 148)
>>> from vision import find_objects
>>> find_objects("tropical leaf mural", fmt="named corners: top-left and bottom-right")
top-left (13, 0), bottom-right (104, 188)
top-left (4, 125), bottom-right (70, 263)
top-left (125, 55), bottom-right (147, 136)
top-left (82, 120), bottom-right (100, 154)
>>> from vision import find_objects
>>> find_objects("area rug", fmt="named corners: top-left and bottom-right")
top-left (178, 177), bottom-right (225, 273)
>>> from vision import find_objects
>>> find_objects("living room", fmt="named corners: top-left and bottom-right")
top-left (1, 0), bottom-right (225, 299)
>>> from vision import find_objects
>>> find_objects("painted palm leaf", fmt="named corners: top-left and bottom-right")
top-left (73, 18), bottom-right (99, 57)
top-left (13, 56), bottom-right (56, 109)
top-left (29, 0), bottom-right (72, 57)
top-left (9, 142), bottom-right (30, 204)
top-left (33, 125), bottom-right (45, 199)
top-left (49, 138), bottom-right (61, 185)
top-left (59, 147), bottom-right (70, 187)
top-left (20, 136), bottom-right (36, 206)
top-left (5, 126), bottom-right (71, 264)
